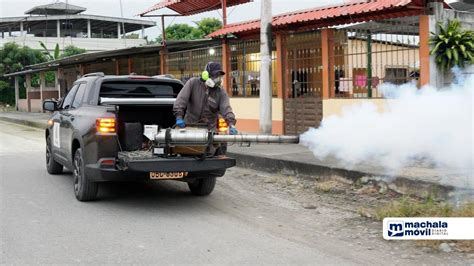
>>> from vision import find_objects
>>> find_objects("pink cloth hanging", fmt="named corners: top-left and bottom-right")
top-left (355, 75), bottom-right (367, 87)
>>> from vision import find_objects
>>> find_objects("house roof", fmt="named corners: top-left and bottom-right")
top-left (139, 0), bottom-right (252, 16)
top-left (3, 39), bottom-right (220, 77)
top-left (208, 0), bottom-right (426, 38)
top-left (25, 1), bottom-right (87, 15)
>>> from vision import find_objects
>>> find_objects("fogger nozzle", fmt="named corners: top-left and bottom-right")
top-left (213, 134), bottom-right (299, 144)
top-left (154, 128), bottom-right (299, 145)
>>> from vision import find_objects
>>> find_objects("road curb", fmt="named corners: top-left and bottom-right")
top-left (227, 152), bottom-right (457, 200)
top-left (0, 116), bottom-right (48, 130)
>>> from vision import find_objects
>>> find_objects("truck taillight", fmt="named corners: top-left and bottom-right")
top-left (217, 118), bottom-right (228, 133)
top-left (96, 118), bottom-right (116, 134)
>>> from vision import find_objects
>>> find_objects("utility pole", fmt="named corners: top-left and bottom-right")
top-left (259, 0), bottom-right (272, 134)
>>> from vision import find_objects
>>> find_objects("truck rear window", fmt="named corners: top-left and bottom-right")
top-left (99, 81), bottom-right (182, 98)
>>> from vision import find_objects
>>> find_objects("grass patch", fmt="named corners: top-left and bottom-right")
top-left (374, 196), bottom-right (474, 221)
top-left (373, 196), bottom-right (474, 252)
top-left (314, 180), bottom-right (340, 193)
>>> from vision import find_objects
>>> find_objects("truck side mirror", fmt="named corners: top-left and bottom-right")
top-left (43, 100), bottom-right (58, 112)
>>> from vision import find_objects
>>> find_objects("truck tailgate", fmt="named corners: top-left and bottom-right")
top-left (117, 151), bottom-right (236, 172)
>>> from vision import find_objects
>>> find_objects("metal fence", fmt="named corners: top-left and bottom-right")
top-left (167, 46), bottom-right (222, 83)
top-left (83, 60), bottom-right (116, 75)
top-left (283, 31), bottom-right (323, 98)
top-left (229, 39), bottom-right (277, 97)
top-left (117, 57), bottom-right (129, 75)
top-left (131, 53), bottom-right (161, 76)
top-left (330, 16), bottom-right (420, 98)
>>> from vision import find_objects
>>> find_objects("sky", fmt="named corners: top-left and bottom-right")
top-left (0, 0), bottom-right (346, 40)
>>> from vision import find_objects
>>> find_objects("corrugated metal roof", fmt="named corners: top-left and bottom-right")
top-left (208, 0), bottom-right (424, 38)
top-left (140, 0), bottom-right (252, 16)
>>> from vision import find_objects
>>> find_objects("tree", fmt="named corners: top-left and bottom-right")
top-left (195, 18), bottom-right (222, 37)
top-left (430, 19), bottom-right (474, 70)
top-left (0, 42), bottom-right (46, 104)
top-left (39, 42), bottom-right (86, 60)
top-left (61, 45), bottom-right (86, 58)
top-left (0, 43), bottom-right (45, 74)
top-left (39, 41), bottom-right (60, 61)
top-left (125, 33), bottom-right (140, 39)
top-left (0, 42), bottom-right (87, 105)
top-left (162, 23), bottom-right (201, 41)
top-left (155, 17), bottom-right (223, 42)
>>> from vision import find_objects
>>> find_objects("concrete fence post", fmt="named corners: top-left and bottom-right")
top-left (14, 76), bottom-right (19, 111)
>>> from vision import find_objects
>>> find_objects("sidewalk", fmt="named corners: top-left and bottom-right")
top-left (1, 111), bottom-right (472, 199)
top-left (226, 144), bottom-right (473, 198)
top-left (0, 111), bottom-right (49, 129)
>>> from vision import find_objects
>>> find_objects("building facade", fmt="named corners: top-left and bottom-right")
top-left (0, 1), bottom-right (155, 52)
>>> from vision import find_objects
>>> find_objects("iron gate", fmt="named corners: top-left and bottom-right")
top-left (283, 32), bottom-right (323, 135)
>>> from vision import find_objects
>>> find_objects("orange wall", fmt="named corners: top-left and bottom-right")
top-left (230, 98), bottom-right (284, 134)
top-left (237, 119), bottom-right (283, 134)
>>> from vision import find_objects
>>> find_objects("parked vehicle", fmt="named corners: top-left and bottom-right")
top-left (43, 73), bottom-right (235, 201)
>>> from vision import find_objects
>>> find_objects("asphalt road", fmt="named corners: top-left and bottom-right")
top-left (0, 121), bottom-right (470, 264)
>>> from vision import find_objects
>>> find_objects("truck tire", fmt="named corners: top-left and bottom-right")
top-left (73, 148), bottom-right (99, 201)
top-left (46, 135), bottom-right (63, 174)
top-left (188, 177), bottom-right (216, 196)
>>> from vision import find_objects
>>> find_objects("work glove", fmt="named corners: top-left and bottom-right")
top-left (176, 118), bottom-right (186, 128)
top-left (229, 126), bottom-right (238, 135)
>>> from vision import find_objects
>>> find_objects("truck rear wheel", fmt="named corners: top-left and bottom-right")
top-left (46, 135), bottom-right (63, 174)
top-left (188, 177), bottom-right (216, 196)
top-left (73, 148), bottom-right (99, 201)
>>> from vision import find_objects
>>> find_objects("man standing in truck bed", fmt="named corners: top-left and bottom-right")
top-left (173, 61), bottom-right (238, 135)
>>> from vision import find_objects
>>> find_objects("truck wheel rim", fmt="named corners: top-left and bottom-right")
top-left (73, 153), bottom-right (82, 193)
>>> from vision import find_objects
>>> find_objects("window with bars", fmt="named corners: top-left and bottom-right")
top-left (229, 39), bottom-right (277, 97)
top-left (283, 32), bottom-right (323, 99)
top-left (330, 16), bottom-right (420, 98)
top-left (167, 46), bottom-right (222, 83)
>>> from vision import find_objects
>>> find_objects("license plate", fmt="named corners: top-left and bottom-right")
top-left (149, 171), bottom-right (188, 180)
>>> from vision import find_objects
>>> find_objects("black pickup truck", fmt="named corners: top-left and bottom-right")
top-left (43, 73), bottom-right (235, 201)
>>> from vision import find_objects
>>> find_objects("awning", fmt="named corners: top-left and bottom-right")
top-left (139, 0), bottom-right (252, 16)
top-left (208, 0), bottom-right (426, 38)
top-left (3, 68), bottom-right (51, 78)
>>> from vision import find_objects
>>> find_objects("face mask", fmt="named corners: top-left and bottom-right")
top-left (205, 78), bottom-right (216, 88)
top-left (213, 76), bottom-right (223, 87)
top-left (205, 76), bottom-right (223, 88)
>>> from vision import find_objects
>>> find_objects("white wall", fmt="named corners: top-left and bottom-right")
top-left (0, 36), bottom-right (146, 52)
